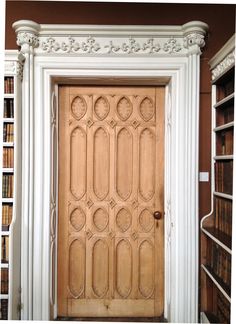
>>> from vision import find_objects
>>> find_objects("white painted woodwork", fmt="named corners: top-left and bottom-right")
top-left (11, 20), bottom-right (208, 322)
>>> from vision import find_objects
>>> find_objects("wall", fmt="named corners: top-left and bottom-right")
top-left (5, 1), bottom-right (235, 218)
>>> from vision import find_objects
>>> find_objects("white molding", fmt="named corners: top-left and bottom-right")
top-left (12, 20), bottom-right (208, 322)
top-left (209, 34), bottom-right (235, 81)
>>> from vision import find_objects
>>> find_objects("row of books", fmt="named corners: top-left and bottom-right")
top-left (216, 129), bottom-right (233, 155)
top-left (4, 99), bottom-right (14, 118)
top-left (214, 197), bottom-right (232, 237)
top-left (2, 204), bottom-right (12, 231)
top-left (0, 299), bottom-right (8, 320)
top-left (3, 123), bottom-right (14, 143)
top-left (3, 147), bottom-right (14, 169)
top-left (209, 241), bottom-right (231, 289)
top-left (1, 236), bottom-right (9, 263)
top-left (216, 289), bottom-right (230, 324)
top-left (4, 77), bottom-right (14, 94)
top-left (215, 161), bottom-right (233, 195)
top-left (1, 269), bottom-right (8, 294)
top-left (2, 175), bottom-right (14, 199)
top-left (216, 105), bottom-right (234, 127)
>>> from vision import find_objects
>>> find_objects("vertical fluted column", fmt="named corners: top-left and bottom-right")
top-left (12, 20), bottom-right (40, 321)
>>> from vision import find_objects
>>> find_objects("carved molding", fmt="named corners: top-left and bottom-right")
top-left (40, 36), bottom-right (185, 55)
top-left (12, 20), bottom-right (208, 58)
top-left (211, 50), bottom-right (235, 81)
top-left (41, 36), bottom-right (100, 54)
top-left (16, 60), bottom-right (24, 81)
top-left (163, 37), bottom-right (181, 54)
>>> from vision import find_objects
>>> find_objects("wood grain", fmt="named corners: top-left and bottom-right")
top-left (58, 86), bottom-right (165, 317)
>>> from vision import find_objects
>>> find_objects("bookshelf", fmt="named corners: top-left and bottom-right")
top-left (200, 35), bottom-right (235, 323)
top-left (0, 51), bottom-right (23, 320)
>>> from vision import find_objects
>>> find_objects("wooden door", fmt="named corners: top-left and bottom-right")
top-left (58, 86), bottom-right (165, 318)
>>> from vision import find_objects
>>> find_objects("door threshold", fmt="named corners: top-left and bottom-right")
top-left (56, 317), bottom-right (167, 322)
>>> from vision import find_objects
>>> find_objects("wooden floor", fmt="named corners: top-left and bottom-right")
top-left (57, 317), bottom-right (167, 322)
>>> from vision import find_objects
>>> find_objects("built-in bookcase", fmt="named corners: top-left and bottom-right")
top-left (0, 52), bottom-right (22, 320)
top-left (201, 35), bottom-right (235, 324)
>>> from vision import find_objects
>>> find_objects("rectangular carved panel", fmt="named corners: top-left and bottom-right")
top-left (58, 86), bottom-right (165, 317)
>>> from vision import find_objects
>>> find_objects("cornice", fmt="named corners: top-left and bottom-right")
top-left (209, 34), bottom-right (235, 81)
top-left (12, 20), bottom-right (208, 57)
top-left (211, 50), bottom-right (235, 81)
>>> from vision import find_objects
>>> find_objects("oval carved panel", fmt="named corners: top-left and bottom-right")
top-left (70, 127), bottom-right (86, 199)
top-left (69, 239), bottom-right (85, 298)
top-left (139, 97), bottom-right (155, 121)
top-left (139, 240), bottom-right (154, 298)
top-left (117, 97), bottom-right (133, 121)
top-left (139, 128), bottom-right (155, 201)
top-left (71, 96), bottom-right (87, 120)
top-left (70, 207), bottom-right (86, 231)
top-left (116, 240), bottom-right (132, 298)
top-left (93, 127), bottom-right (109, 200)
top-left (94, 96), bottom-right (110, 120)
top-left (92, 239), bottom-right (109, 298)
top-left (116, 128), bottom-right (133, 200)
top-left (93, 208), bottom-right (109, 232)
top-left (116, 208), bottom-right (132, 232)
top-left (139, 209), bottom-right (154, 232)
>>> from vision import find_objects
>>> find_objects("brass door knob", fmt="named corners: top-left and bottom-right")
top-left (153, 211), bottom-right (162, 220)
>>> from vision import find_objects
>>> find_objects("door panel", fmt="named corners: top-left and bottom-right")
top-left (58, 86), bottom-right (165, 317)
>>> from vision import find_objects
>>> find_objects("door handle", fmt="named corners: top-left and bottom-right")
top-left (153, 211), bottom-right (162, 220)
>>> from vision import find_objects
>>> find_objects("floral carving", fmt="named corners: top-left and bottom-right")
top-left (17, 32), bottom-right (39, 48)
top-left (163, 37), bottom-right (181, 54)
top-left (16, 61), bottom-right (24, 81)
top-left (41, 36), bottom-right (100, 54)
top-left (142, 38), bottom-right (161, 53)
top-left (211, 50), bottom-right (235, 81)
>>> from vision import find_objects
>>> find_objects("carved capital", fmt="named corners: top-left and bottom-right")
top-left (183, 33), bottom-right (205, 49)
top-left (16, 32), bottom-right (39, 48)
top-left (12, 20), bottom-right (40, 52)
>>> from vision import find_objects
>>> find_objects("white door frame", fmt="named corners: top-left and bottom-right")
top-left (12, 20), bottom-right (208, 322)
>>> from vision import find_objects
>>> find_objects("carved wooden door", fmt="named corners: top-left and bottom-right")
top-left (58, 86), bottom-right (164, 317)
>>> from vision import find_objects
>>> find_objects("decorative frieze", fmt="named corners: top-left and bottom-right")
top-left (211, 50), bottom-right (235, 81)
top-left (41, 36), bottom-right (181, 55)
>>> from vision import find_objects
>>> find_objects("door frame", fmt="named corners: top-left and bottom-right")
top-left (12, 20), bottom-right (208, 322)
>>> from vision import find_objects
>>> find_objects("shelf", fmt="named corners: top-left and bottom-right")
top-left (201, 264), bottom-right (231, 303)
top-left (214, 92), bottom-right (234, 109)
top-left (3, 118), bottom-right (14, 123)
top-left (0, 295), bottom-right (9, 300)
top-left (2, 142), bottom-right (14, 148)
top-left (0, 264), bottom-right (8, 269)
top-left (201, 227), bottom-right (231, 253)
top-left (213, 192), bottom-right (233, 200)
top-left (2, 168), bottom-right (14, 173)
top-left (0, 232), bottom-right (9, 236)
top-left (214, 121), bottom-right (234, 132)
top-left (214, 155), bottom-right (234, 160)
top-left (2, 198), bottom-right (13, 203)
top-left (3, 94), bottom-right (14, 99)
